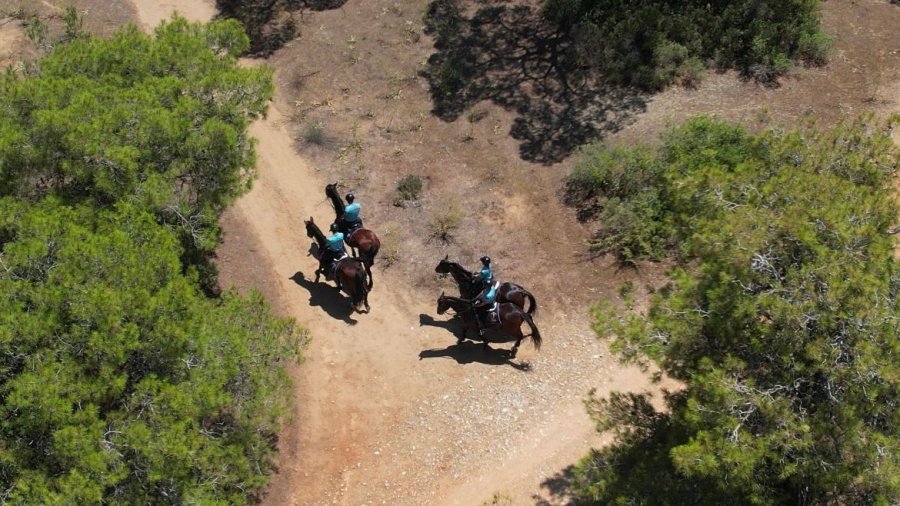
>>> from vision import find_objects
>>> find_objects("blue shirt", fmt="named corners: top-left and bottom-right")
top-left (326, 232), bottom-right (345, 252)
top-left (344, 202), bottom-right (361, 222)
top-left (481, 282), bottom-right (498, 304)
top-left (479, 266), bottom-right (493, 284)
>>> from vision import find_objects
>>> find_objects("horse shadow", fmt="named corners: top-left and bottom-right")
top-left (290, 271), bottom-right (358, 325)
top-left (418, 314), bottom-right (532, 371)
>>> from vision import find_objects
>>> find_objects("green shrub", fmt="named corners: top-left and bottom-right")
top-left (575, 114), bottom-right (900, 504)
top-left (543, 0), bottom-right (829, 88)
top-left (395, 174), bottom-right (423, 204)
top-left (302, 122), bottom-right (326, 145)
top-left (427, 203), bottom-right (461, 243)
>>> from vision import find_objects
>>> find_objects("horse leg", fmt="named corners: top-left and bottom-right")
top-left (511, 338), bottom-right (522, 358)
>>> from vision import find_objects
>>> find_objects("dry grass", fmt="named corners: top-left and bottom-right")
top-left (426, 202), bottom-right (461, 244)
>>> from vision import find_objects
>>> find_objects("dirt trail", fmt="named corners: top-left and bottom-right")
top-left (128, 2), bottom-right (659, 504)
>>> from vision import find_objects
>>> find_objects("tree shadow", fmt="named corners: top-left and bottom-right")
top-left (418, 314), bottom-right (532, 370)
top-left (289, 271), bottom-right (358, 325)
top-left (533, 464), bottom-right (578, 505)
top-left (216, 0), bottom-right (348, 56)
top-left (422, 0), bottom-right (648, 164)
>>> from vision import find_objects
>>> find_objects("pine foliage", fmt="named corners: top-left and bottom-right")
top-left (575, 115), bottom-right (900, 504)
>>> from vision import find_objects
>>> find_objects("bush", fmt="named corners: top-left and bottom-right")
top-left (574, 115), bottom-right (900, 503)
top-left (0, 199), bottom-right (304, 503)
top-left (543, 0), bottom-right (830, 88)
top-left (427, 203), bottom-right (461, 243)
top-left (0, 19), bottom-right (301, 501)
top-left (377, 222), bottom-right (402, 267)
top-left (565, 143), bottom-right (668, 260)
top-left (394, 174), bottom-right (423, 205)
top-left (302, 122), bottom-right (326, 145)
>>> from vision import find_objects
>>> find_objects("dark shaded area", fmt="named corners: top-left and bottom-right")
top-left (533, 465), bottom-right (577, 505)
top-left (216, 0), bottom-right (348, 56)
top-left (422, 0), bottom-right (647, 164)
top-left (542, 0), bottom-right (830, 88)
top-left (290, 271), bottom-right (358, 325)
top-left (551, 392), bottom-right (753, 504)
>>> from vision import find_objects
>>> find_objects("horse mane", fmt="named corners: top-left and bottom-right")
top-left (305, 217), bottom-right (327, 247)
top-left (325, 183), bottom-right (345, 219)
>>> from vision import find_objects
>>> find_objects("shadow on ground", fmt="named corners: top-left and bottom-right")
top-left (418, 314), bottom-right (532, 370)
top-left (290, 271), bottom-right (358, 325)
top-left (533, 464), bottom-right (578, 505)
top-left (422, 0), bottom-right (647, 164)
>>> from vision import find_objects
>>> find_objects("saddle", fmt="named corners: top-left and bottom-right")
top-left (325, 252), bottom-right (348, 280)
top-left (476, 302), bottom-right (500, 327)
top-left (342, 219), bottom-right (363, 236)
top-left (345, 226), bottom-right (363, 243)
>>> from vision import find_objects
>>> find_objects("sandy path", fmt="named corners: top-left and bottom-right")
top-left (130, 0), bottom-right (216, 30)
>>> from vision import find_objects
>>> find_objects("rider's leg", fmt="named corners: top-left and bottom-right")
top-left (472, 305), bottom-right (486, 338)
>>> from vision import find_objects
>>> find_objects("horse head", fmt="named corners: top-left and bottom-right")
top-left (434, 255), bottom-right (451, 274)
top-left (304, 217), bottom-right (315, 237)
top-left (436, 291), bottom-right (449, 315)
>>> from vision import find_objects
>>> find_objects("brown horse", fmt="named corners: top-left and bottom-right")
top-left (436, 293), bottom-right (541, 357)
top-left (434, 256), bottom-right (537, 314)
top-left (325, 183), bottom-right (379, 289)
top-left (304, 217), bottom-right (370, 313)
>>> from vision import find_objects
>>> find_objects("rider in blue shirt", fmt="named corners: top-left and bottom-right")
top-left (477, 256), bottom-right (493, 287)
top-left (472, 256), bottom-right (497, 337)
top-left (321, 223), bottom-right (347, 284)
top-left (342, 193), bottom-right (362, 233)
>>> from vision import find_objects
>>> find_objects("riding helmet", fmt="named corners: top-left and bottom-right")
top-left (329, 223), bottom-right (339, 233)
top-left (346, 193), bottom-right (355, 203)
top-left (480, 256), bottom-right (491, 265)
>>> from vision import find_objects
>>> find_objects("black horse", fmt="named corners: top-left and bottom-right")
top-left (434, 256), bottom-right (537, 314)
top-left (304, 217), bottom-right (370, 313)
top-left (325, 183), bottom-right (379, 289)
top-left (436, 293), bottom-right (541, 357)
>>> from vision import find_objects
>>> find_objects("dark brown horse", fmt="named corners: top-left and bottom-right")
top-left (325, 183), bottom-right (379, 289)
top-left (436, 293), bottom-right (541, 357)
top-left (434, 256), bottom-right (537, 315)
top-left (304, 217), bottom-right (370, 313)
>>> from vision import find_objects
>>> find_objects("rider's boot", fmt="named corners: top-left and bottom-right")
top-left (475, 312), bottom-right (485, 339)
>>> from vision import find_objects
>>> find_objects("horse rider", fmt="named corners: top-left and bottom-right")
top-left (341, 193), bottom-right (362, 234)
top-left (321, 223), bottom-right (347, 286)
top-left (476, 255), bottom-right (493, 289)
top-left (472, 256), bottom-right (498, 337)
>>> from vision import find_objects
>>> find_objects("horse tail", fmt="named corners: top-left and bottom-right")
top-left (525, 290), bottom-right (537, 315)
top-left (364, 259), bottom-right (374, 290)
top-left (363, 241), bottom-right (379, 266)
top-left (352, 264), bottom-right (367, 309)
top-left (524, 313), bottom-right (542, 351)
